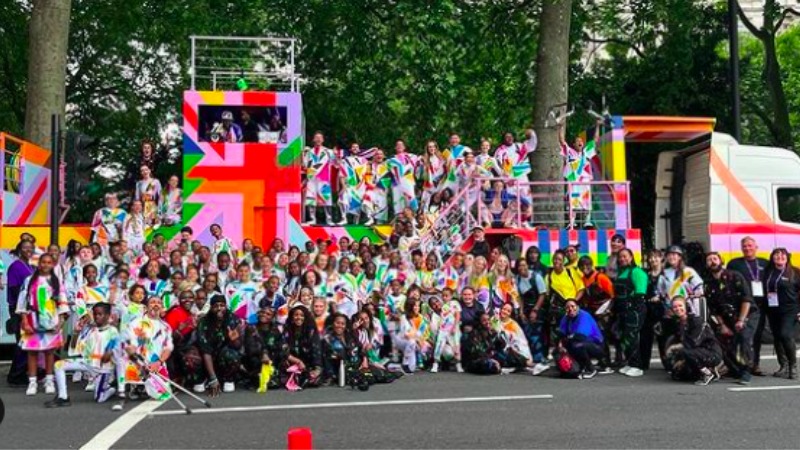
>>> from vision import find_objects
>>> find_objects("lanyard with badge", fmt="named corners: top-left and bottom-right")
top-left (746, 260), bottom-right (764, 297)
top-left (767, 268), bottom-right (785, 307)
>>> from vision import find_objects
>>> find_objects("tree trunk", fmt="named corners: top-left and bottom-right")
top-left (531, 0), bottom-right (573, 226)
top-left (24, 0), bottom-right (72, 149)
top-left (762, 35), bottom-right (793, 149)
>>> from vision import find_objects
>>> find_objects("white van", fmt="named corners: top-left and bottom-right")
top-left (655, 132), bottom-right (800, 260)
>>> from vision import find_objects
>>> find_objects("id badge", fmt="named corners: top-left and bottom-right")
top-left (751, 281), bottom-right (764, 298)
top-left (768, 292), bottom-right (779, 307)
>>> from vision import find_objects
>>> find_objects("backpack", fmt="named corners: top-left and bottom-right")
top-left (557, 353), bottom-right (581, 378)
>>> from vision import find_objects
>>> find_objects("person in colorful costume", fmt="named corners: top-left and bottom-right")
top-left (91, 193), bottom-right (128, 247)
top-left (559, 120), bottom-right (601, 229)
top-left (48, 302), bottom-right (119, 407)
top-left (494, 130), bottom-right (537, 199)
top-left (338, 144), bottom-right (371, 225)
top-left (118, 296), bottom-right (174, 406)
top-left (418, 140), bottom-right (447, 210)
top-left (16, 254), bottom-right (69, 396)
top-left (388, 140), bottom-right (420, 216)
top-left (135, 165), bottom-right (162, 227)
top-left (302, 132), bottom-right (342, 225)
top-left (363, 149), bottom-right (391, 225)
top-left (159, 175), bottom-right (183, 226)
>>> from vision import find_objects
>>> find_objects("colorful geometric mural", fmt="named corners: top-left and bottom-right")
top-left (182, 91), bottom-right (303, 248)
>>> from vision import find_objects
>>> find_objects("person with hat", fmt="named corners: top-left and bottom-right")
top-left (218, 110), bottom-right (242, 143)
top-left (657, 245), bottom-right (704, 319)
top-left (197, 294), bottom-right (244, 395)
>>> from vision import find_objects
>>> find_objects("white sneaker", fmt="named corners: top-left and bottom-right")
top-left (26, 380), bottom-right (38, 396)
top-left (532, 362), bottom-right (550, 376)
top-left (430, 362), bottom-right (439, 373)
top-left (72, 372), bottom-right (82, 383)
top-left (500, 368), bottom-right (515, 375)
top-left (456, 363), bottom-right (464, 373)
top-left (223, 382), bottom-right (235, 393)
top-left (85, 382), bottom-right (96, 392)
top-left (335, 219), bottom-right (347, 226)
top-left (193, 383), bottom-right (206, 393)
top-left (619, 366), bottom-right (631, 375)
top-left (44, 379), bottom-right (56, 395)
top-left (111, 401), bottom-right (124, 412)
top-left (625, 367), bottom-right (644, 377)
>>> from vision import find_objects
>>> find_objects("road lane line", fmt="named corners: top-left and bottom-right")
top-left (80, 400), bottom-right (163, 450)
top-left (728, 385), bottom-right (800, 392)
top-left (149, 394), bottom-right (554, 417)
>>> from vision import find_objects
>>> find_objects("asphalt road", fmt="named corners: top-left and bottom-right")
top-left (1, 353), bottom-right (800, 449)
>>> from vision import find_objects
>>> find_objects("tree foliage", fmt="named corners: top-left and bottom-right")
top-left (2, 0), bottom-right (799, 227)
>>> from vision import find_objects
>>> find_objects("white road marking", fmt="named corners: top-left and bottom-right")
top-left (149, 394), bottom-right (554, 417)
top-left (728, 385), bottom-right (800, 392)
top-left (80, 400), bottom-right (163, 450)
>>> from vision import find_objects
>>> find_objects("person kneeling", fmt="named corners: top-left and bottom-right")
top-left (664, 296), bottom-right (723, 386)
top-left (461, 312), bottom-right (503, 375)
top-left (47, 303), bottom-right (119, 407)
top-left (556, 300), bottom-right (606, 379)
top-left (197, 295), bottom-right (244, 396)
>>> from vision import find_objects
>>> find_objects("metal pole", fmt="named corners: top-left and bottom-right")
top-left (191, 36), bottom-right (197, 90)
top-left (729, 0), bottom-right (742, 142)
top-left (49, 114), bottom-right (60, 245)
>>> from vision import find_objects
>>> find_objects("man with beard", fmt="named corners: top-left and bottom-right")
top-left (703, 252), bottom-right (758, 384)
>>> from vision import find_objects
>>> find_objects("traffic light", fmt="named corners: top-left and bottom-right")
top-left (63, 131), bottom-right (99, 204)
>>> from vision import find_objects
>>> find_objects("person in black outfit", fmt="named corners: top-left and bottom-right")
top-left (665, 296), bottom-right (723, 385)
top-left (240, 110), bottom-right (261, 142)
top-left (461, 312), bottom-right (502, 375)
top-left (243, 306), bottom-right (283, 388)
top-left (703, 252), bottom-right (759, 384)
top-left (726, 236), bottom-right (770, 375)
top-left (459, 287), bottom-right (485, 334)
top-left (469, 226), bottom-right (490, 259)
top-left (761, 248), bottom-right (800, 379)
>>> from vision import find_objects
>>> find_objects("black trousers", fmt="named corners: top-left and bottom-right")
top-left (566, 339), bottom-right (605, 371)
top-left (767, 308), bottom-right (798, 368)
top-left (639, 301), bottom-right (665, 370)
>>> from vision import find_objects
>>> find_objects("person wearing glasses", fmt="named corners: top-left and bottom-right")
top-left (556, 299), bottom-right (605, 379)
top-left (761, 248), bottom-right (800, 379)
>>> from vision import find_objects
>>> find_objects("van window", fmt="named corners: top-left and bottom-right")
top-left (777, 188), bottom-right (800, 225)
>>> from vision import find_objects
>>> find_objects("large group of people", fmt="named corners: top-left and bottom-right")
top-left (4, 208), bottom-right (799, 411)
top-left (302, 123), bottom-right (601, 229)
top-left (3, 127), bottom-right (799, 412)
